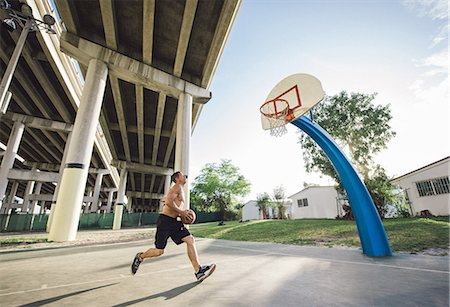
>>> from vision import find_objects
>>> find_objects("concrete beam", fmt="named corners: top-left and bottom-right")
top-left (99, 0), bottom-right (118, 50)
top-left (201, 0), bottom-right (241, 88)
top-left (22, 161), bottom-right (110, 175)
top-left (8, 169), bottom-right (59, 182)
top-left (136, 85), bottom-right (144, 164)
top-left (0, 112), bottom-right (73, 132)
top-left (126, 191), bottom-right (164, 199)
top-left (152, 93), bottom-right (166, 165)
top-left (173, 0), bottom-right (198, 77)
top-left (111, 160), bottom-right (173, 176)
top-left (60, 32), bottom-right (211, 103)
top-left (108, 123), bottom-right (171, 138)
top-left (110, 76), bottom-right (131, 162)
top-left (142, 0), bottom-right (155, 65)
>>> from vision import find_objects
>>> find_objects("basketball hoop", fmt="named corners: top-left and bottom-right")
top-left (260, 99), bottom-right (294, 137)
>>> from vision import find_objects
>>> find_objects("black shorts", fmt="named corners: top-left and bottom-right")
top-left (154, 214), bottom-right (191, 249)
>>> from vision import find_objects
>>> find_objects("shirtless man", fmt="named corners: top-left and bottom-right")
top-left (130, 171), bottom-right (216, 281)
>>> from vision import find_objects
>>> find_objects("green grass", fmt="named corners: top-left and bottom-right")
top-left (190, 217), bottom-right (450, 253)
top-left (0, 238), bottom-right (49, 246)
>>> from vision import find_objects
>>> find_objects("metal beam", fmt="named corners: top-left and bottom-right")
top-left (142, 0), bottom-right (155, 65)
top-left (0, 112), bottom-right (73, 132)
top-left (111, 160), bottom-right (173, 176)
top-left (60, 32), bottom-right (211, 103)
top-left (99, 0), bottom-right (118, 50)
top-left (173, 0), bottom-right (198, 77)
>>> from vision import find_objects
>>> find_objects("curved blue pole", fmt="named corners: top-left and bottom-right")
top-left (291, 116), bottom-right (392, 257)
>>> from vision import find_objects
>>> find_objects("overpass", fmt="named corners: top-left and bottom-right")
top-left (0, 0), bottom-right (241, 241)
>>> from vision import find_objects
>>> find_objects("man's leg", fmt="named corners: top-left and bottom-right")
top-left (141, 247), bottom-right (164, 259)
top-left (182, 235), bottom-right (200, 272)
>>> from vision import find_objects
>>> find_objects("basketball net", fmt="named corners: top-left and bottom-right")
top-left (260, 99), bottom-right (293, 137)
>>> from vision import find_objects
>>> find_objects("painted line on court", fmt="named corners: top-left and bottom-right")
top-left (208, 243), bottom-right (450, 275)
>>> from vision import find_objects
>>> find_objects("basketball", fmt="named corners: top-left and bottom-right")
top-left (181, 209), bottom-right (196, 225)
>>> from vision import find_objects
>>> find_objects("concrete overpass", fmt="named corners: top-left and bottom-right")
top-left (0, 0), bottom-right (241, 241)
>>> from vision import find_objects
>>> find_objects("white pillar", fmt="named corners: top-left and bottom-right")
top-left (106, 189), bottom-right (116, 213)
top-left (91, 173), bottom-right (105, 212)
top-left (49, 59), bottom-right (108, 242)
top-left (174, 92), bottom-right (192, 210)
top-left (83, 189), bottom-right (93, 213)
top-left (113, 169), bottom-right (127, 230)
top-left (160, 175), bottom-right (172, 211)
top-left (47, 132), bottom-right (72, 232)
top-left (2, 181), bottom-right (18, 214)
top-left (29, 182), bottom-right (42, 214)
top-left (22, 180), bottom-right (35, 214)
top-left (0, 121), bottom-right (25, 208)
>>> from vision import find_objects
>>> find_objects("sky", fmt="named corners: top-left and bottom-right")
top-left (190, 0), bottom-right (449, 202)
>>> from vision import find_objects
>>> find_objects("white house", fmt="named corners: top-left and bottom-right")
top-left (242, 200), bottom-right (262, 221)
top-left (288, 186), bottom-right (341, 219)
top-left (391, 156), bottom-right (449, 216)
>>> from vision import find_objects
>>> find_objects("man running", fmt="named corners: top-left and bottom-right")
top-left (130, 171), bottom-right (216, 282)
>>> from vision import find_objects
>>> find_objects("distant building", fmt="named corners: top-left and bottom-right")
top-left (242, 200), bottom-right (262, 221)
top-left (288, 186), bottom-right (341, 219)
top-left (391, 156), bottom-right (449, 216)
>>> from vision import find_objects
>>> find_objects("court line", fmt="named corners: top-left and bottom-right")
top-left (208, 243), bottom-right (450, 275)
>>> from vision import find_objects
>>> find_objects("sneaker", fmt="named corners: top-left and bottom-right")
top-left (195, 264), bottom-right (216, 282)
top-left (131, 252), bottom-right (143, 275)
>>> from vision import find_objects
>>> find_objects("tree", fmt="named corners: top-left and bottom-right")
top-left (190, 160), bottom-right (251, 220)
top-left (299, 91), bottom-right (396, 217)
top-left (273, 185), bottom-right (287, 219)
top-left (256, 192), bottom-right (271, 219)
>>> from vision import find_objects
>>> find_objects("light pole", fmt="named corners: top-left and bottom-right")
top-left (0, 0), bottom-right (56, 112)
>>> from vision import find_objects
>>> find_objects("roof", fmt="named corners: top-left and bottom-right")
top-left (288, 185), bottom-right (337, 199)
top-left (391, 156), bottom-right (450, 182)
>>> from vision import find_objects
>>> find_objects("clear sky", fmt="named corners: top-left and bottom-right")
top-left (190, 0), bottom-right (449, 202)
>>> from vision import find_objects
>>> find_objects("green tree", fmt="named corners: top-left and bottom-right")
top-left (273, 185), bottom-right (287, 219)
top-left (299, 91), bottom-right (396, 217)
top-left (190, 160), bottom-right (251, 220)
top-left (256, 192), bottom-right (271, 219)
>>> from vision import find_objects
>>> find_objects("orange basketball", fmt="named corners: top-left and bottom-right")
top-left (181, 209), bottom-right (196, 225)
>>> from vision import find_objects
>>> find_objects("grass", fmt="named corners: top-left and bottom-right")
top-left (0, 238), bottom-right (49, 246)
top-left (190, 217), bottom-right (450, 253)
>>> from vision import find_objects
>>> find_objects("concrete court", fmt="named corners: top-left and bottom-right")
top-left (0, 238), bottom-right (448, 307)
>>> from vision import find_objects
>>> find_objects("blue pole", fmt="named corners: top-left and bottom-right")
top-left (291, 116), bottom-right (392, 257)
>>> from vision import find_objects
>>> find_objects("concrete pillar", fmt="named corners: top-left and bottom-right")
top-left (29, 182), bottom-right (42, 214)
top-left (47, 132), bottom-right (72, 232)
top-left (174, 92), bottom-right (192, 210)
top-left (0, 121), bottom-right (25, 209)
top-left (22, 180), bottom-right (35, 214)
top-left (83, 189), bottom-right (93, 213)
top-left (113, 169), bottom-right (127, 230)
top-left (106, 189), bottom-right (116, 213)
top-left (48, 59), bottom-right (108, 242)
top-left (160, 175), bottom-right (172, 211)
top-left (1, 181), bottom-right (18, 214)
top-left (91, 173), bottom-right (105, 212)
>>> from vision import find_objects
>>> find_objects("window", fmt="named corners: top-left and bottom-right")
top-left (297, 198), bottom-right (309, 207)
top-left (416, 176), bottom-right (450, 197)
top-left (432, 177), bottom-right (450, 195)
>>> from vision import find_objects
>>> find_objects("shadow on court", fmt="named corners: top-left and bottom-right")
top-left (112, 281), bottom-right (200, 306)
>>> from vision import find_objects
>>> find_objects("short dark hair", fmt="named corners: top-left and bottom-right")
top-left (171, 171), bottom-right (181, 183)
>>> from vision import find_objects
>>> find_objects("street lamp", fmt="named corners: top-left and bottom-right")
top-left (0, 0), bottom-right (57, 113)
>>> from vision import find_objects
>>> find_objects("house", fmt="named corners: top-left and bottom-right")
top-left (391, 156), bottom-right (449, 216)
top-left (288, 186), bottom-right (341, 219)
top-left (242, 200), bottom-right (262, 221)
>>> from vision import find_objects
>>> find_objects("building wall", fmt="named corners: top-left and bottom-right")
top-left (392, 158), bottom-right (450, 216)
top-left (289, 186), bottom-right (340, 219)
top-left (242, 200), bottom-right (261, 221)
